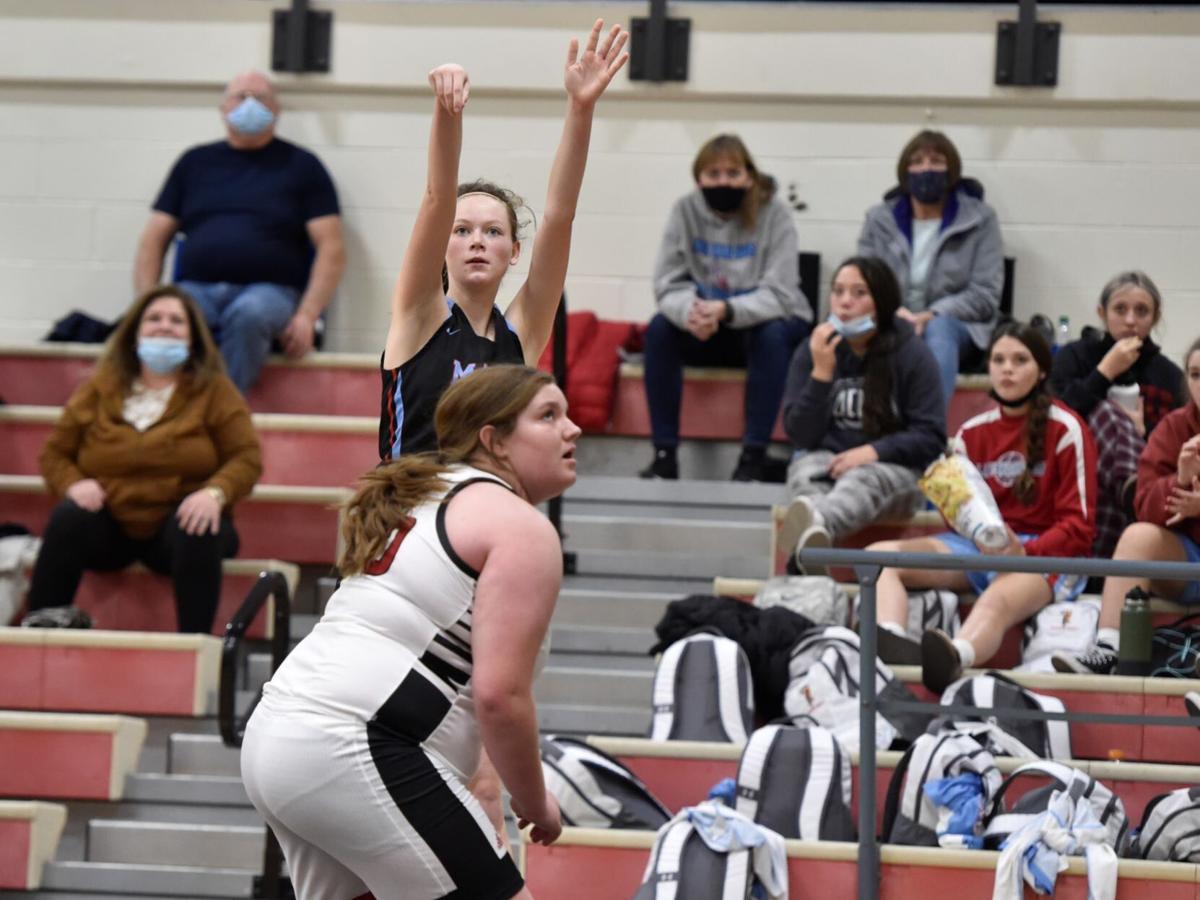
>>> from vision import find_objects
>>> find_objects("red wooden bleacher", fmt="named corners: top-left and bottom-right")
top-left (0, 628), bottom-right (220, 717)
top-left (523, 828), bottom-right (1197, 900)
top-left (0, 801), bottom-right (66, 890)
top-left (0, 712), bottom-right (146, 801)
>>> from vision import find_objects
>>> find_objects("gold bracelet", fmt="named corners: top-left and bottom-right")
top-left (203, 485), bottom-right (227, 507)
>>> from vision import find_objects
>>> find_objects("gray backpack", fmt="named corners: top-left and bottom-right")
top-left (735, 723), bottom-right (856, 841)
top-left (1128, 787), bottom-right (1200, 862)
top-left (882, 727), bottom-right (1002, 846)
top-left (982, 760), bottom-right (1129, 854)
top-left (938, 671), bottom-right (1072, 759)
top-left (539, 736), bottom-right (670, 830)
top-left (650, 632), bottom-right (754, 743)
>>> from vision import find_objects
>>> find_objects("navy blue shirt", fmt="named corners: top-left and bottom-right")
top-left (153, 138), bottom-right (340, 290)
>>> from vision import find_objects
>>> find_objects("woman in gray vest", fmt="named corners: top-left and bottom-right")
top-left (858, 130), bottom-right (1004, 411)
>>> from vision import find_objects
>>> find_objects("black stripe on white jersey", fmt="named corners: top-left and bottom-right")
top-left (434, 632), bottom-right (472, 663)
top-left (420, 649), bottom-right (469, 691)
top-left (368, 670), bottom-right (525, 899)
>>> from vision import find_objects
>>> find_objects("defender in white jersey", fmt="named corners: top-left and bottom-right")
top-left (241, 366), bottom-right (580, 899)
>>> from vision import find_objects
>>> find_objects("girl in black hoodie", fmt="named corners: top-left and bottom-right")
top-left (779, 256), bottom-right (947, 575)
top-left (1050, 271), bottom-right (1185, 555)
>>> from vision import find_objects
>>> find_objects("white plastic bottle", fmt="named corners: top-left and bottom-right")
top-left (1056, 315), bottom-right (1071, 348)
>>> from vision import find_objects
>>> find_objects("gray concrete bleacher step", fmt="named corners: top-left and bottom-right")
top-left (534, 666), bottom-right (651, 709)
top-left (538, 702), bottom-right (650, 736)
top-left (86, 821), bottom-right (263, 870)
top-left (562, 514), bottom-right (767, 556)
top-left (123, 773), bottom-right (249, 807)
top-left (39, 861), bottom-right (253, 898)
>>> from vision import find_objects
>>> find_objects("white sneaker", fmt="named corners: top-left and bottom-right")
top-left (779, 497), bottom-right (816, 564)
top-left (794, 523), bottom-right (832, 577)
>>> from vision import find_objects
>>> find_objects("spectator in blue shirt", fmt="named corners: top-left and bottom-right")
top-left (134, 70), bottom-right (346, 392)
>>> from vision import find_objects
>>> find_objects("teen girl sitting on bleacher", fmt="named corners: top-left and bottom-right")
top-left (379, 21), bottom-right (627, 459)
top-left (1050, 271), bottom-right (1186, 557)
top-left (1055, 337), bottom-right (1200, 676)
top-left (867, 322), bottom-right (1098, 693)
top-left (778, 256), bottom-right (946, 575)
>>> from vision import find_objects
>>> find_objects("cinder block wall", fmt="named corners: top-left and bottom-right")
top-left (1, 0), bottom-right (1198, 364)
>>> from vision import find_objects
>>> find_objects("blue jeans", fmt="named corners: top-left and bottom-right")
top-left (177, 281), bottom-right (299, 392)
top-left (924, 313), bottom-right (979, 411)
top-left (643, 314), bottom-right (811, 447)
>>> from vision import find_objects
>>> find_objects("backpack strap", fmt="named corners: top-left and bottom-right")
top-left (882, 739), bottom-right (920, 841)
top-left (712, 638), bottom-right (751, 743)
top-left (735, 726), bottom-right (780, 823)
top-left (650, 639), bottom-right (689, 741)
top-left (722, 849), bottom-right (752, 900)
top-left (648, 820), bottom-right (691, 900)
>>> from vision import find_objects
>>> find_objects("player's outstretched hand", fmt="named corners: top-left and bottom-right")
top-left (428, 63), bottom-right (470, 115)
top-left (564, 19), bottom-right (629, 108)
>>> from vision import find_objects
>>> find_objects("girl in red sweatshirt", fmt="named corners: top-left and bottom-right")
top-left (868, 322), bottom-right (1098, 693)
top-left (1054, 337), bottom-right (1200, 675)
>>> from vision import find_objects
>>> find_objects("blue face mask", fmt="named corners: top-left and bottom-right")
top-left (137, 337), bottom-right (190, 374)
top-left (226, 96), bottom-right (275, 136)
top-left (828, 313), bottom-right (877, 338)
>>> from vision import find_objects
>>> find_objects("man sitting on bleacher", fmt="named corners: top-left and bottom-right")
top-left (133, 70), bottom-right (346, 392)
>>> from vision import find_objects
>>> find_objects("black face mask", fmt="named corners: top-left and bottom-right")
top-left (908, 170), bottom-right (949, 205)
top-left (989, 381), bottom-right (1044, 409)
top-left (701, 185), bottom-right (747, 214)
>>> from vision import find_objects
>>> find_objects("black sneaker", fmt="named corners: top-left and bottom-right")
top-left (876, 625), bottom-right (922, 666)
top-left (1051, 644), bottom-right (1117, 675)
top-left (639, 449), bottom-right (678, 480)
top-left (920, 628), bottom-right (963, 694)
top-left (21, 606), bottom-right (93, 629)
top-left (731, 446), bottom-right (767, 482)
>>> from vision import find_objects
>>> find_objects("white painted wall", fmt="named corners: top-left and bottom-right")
top-left (1, 0), bottom-right (1199, 365)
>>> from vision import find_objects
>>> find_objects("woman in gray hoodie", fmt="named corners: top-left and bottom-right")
top-left (640, 134), bottom-right (813, 481)
top-left (858, 130), bottom-right (1005, 411)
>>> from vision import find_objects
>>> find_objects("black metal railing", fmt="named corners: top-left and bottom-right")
top-left (218, 569), bottom-right (293, 899)
top-left (796, 547), bottom-right (1200, 900)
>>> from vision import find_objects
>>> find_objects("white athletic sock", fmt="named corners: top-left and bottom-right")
top-left (952, 638), bottom-right (976, 669)
top-left (880, 621), bottom-right (908, 638)
top-left (1097, 628), bottom-right (1120, 652)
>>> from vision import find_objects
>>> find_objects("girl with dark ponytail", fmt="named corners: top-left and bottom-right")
top-left (868, 321), bottom-right (1099, 694)
top-left (778, 256), bottom-right (947, 573)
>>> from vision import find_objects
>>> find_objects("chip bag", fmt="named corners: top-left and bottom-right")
top-left (919, 455), bottom-right (1008, 551)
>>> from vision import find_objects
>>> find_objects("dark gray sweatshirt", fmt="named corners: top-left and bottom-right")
top-left (781, 319), bottom-right (947, 468)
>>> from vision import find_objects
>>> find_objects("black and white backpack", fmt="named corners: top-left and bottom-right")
top-left (650, 632), bottom-right (754, 743)
top-left (784, 625), bottom-right (931, 748)
top-left (982, 760), bottom-right (1128, 853)
top-left (854, 588), bottom-right (960, 639)
top-left (1128, 787), bottom-right (1200, 862)
top-left (735, 723), bottom-right (855, 841)
top-left (882, 727), bottom-right (1002, 846)
top-left (632, 802), bottom-right (785, 900)
top-left (1019, 599), bottom-right (1100, 672)
top-left (539, 736), bottom-right (671, 830)
top-left (938, 671), bottom-right (1072, 759)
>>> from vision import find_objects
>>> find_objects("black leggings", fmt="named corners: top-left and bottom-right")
top-left (27, 500), bottom-right (239, 633)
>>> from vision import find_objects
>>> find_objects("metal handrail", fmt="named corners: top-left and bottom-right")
top-left (219, 569), bottom-right (291, 749)
top-left (796, 546), bottom-right (1200, 900)
top-left (217, 569), bottom-right (293, 900)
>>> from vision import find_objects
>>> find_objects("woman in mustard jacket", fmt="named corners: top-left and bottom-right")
top-left (29, 285), bottom-right (262, 632)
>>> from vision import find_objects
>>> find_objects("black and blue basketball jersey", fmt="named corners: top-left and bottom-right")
top-left (379, 300), bottom-right (524, 459)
